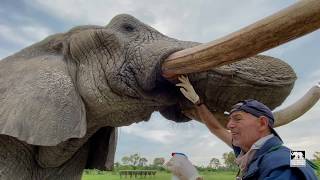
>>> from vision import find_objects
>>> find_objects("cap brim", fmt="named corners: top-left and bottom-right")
top-left (270, 127), bottom-right (282, 142)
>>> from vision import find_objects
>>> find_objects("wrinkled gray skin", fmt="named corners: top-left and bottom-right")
top-left (0, 14), bottom-right (296, 179)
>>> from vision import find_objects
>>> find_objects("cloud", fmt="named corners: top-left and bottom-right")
top-left (0, 49), bottom-right (11, 59)
top-left (27, 0), bottom-right (296, 41)
top-left (0, 25), bottom-right (31, 46)
top-left (121, 125), bottom-right (175, 144)
top-left (0, 24), bottom-right (53, 47)
top-left (275, 69), bottom-right (320, 109)
top-left (29, 0), bottom-right (135, 25)
top-left (119, 112), bottom-right (209, 145)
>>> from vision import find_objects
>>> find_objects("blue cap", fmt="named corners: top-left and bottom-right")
top-left (171, 152), bottom-right (187, 157)
top-left (229, 99), bottom-right (282, 141)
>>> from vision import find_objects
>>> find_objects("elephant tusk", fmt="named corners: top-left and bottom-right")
top-left (161, 0), bottom-right (320, 79)
top-left (273, 83), bottom-right (320, 127)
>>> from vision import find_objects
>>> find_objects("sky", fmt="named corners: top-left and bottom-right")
top-left (0, 0), bottom-right (319, 166)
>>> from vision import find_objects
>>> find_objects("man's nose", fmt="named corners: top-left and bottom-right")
top-left (226, 120), bottom-right (235, 129)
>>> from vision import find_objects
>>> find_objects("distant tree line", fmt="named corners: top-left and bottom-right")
top-left (84, 151), bottom-right (320, 175)
top-left (116, 153), bottom-right (166, 171)
top-left (114, 151), bottom-right (239, 172)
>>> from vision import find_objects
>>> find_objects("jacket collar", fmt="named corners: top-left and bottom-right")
top-left (243, 136), bottom-right (283, 178)
top-left (254, 135), bottom-right (283, 158)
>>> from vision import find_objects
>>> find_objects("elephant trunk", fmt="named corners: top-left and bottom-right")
top-left (273, 83), bottom-right (320, 127)
top-left (161, 0), bottom-right (320, 79)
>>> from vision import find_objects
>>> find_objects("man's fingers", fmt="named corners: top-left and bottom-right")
top-left (176, 83), bottom-right (194, 93)
top-left (176, 83), bottom-right (189, 90)
top-left (180, 88), bottom-right (192, 100)
top-left (178, 75), bottom-right (189, 84)
top-left (180, 88), bottom-right (188, 95)
top-left (177, 75), bottom-right (199, 104)
top-left (177, 75), bottom-right (187, 84)
top-left (178, 76), bottom-right (186, 82)
top-left (181, 75), bottom-right (189, 81)
top-left (184, 75), bottom-right (189, 82)
top-left (176, 83), bottom-right (185, 87)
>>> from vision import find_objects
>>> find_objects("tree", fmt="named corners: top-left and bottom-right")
top-left (153, 157), bottom-right (165, 166)
top-left (121, 156), bottom-right (130, 165)
top-left (129, 153), bottom-right (141, 166)
top-left (120, 153), bottom-right (149, 168)
top-left (209, 157), bottom-right (221, 169)
top-left (222, 151), bottom-right (237, 170)
top-left (114, 162), bottom-right (120, 168)
top-left (138, 157), bottom-right (148, 166)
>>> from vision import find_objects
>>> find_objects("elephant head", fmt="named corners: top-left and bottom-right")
top-left (0, 14), bottom-right (199, 143)
top-left (0, 13), bottom-right (202, 179)
top-left (0, 0), bottom-right (319, 179)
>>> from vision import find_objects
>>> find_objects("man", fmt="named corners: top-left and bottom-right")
top-left (176, 75), bottom-right (318, 180)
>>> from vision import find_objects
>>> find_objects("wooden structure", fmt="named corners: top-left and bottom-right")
top-left (119, 170), bottom-right (157, 178)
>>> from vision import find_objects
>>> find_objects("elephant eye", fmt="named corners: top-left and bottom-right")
top-left (122, 24), bottom-right (135, 32)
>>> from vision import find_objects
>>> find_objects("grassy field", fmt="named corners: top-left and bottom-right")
top-left (82, 171), bottom-right (237, 180)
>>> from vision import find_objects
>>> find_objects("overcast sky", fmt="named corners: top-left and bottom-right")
top-left (1, 0), bottom-right (319, 166)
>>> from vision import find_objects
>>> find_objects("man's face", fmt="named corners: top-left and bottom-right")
top-left (226, 111), bottom-right (261, 151)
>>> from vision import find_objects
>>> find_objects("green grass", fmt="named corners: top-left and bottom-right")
top-left (82, 171), bottom-right (237, 180)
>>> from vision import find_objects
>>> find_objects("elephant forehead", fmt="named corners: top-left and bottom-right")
top-left (107, 14), bottom-right (146, 30)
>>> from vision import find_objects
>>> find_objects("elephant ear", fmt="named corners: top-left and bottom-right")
top-left (0, 53), bottom-right (86, 146)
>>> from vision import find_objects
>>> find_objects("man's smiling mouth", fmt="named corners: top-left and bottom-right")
top-left (231, 132), bottom-right (239, 136)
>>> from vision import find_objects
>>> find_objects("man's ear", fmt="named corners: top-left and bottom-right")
top-left (258, 116), bottom-right (270, 131)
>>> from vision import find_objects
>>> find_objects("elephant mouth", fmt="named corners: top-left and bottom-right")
top-left (107, 47), bottom-right (184, 106)
top-left (142, 48), bottom-right (194, 122)
top-left (138, 48), bottom-right (184, 105)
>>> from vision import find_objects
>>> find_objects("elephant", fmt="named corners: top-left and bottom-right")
top-left (291, 151), bottom-right (305, 160)
top-left (0, 12), bottom-right (319, 179)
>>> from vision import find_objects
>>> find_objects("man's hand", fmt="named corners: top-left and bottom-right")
top-left (176, 75), bottom-right (200, 105)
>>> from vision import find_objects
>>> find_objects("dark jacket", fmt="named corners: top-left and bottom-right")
top-left (233, 136), bottom-right (318, 180)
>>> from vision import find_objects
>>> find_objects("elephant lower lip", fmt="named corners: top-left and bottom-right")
top-left (149, 77), bottom-right (179, 105)
top-left (134, 64), bottom-right (179, 105)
